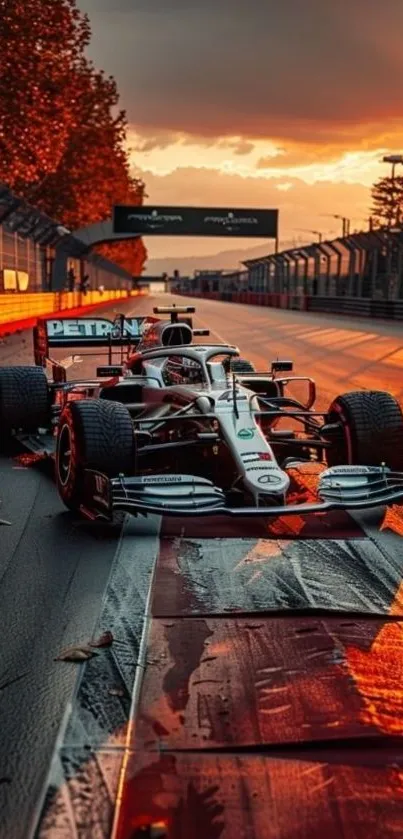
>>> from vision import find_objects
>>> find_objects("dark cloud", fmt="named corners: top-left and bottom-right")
top-left (130, 132), bottom-right (181, 153)
top-left (130, 131), bottom-right (243, 153)
top-left (219, 139), bottom-right (255, 156)
top-left (78, 0), bottom-right (403, 144)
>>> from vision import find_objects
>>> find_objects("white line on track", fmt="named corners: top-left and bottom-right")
top-left (110, 514), bottom-right (161, 839)
top-left (30, 512), bottom-right (162, 839)
top-left (194, 315), bottom-right (229, 345)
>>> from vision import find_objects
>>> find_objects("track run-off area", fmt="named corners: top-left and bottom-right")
top-left (1, 294), bottom-right (403, 839)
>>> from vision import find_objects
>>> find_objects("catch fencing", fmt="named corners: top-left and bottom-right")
top-left (0, 224), bottom-right (132, 294)
top-left (0, 182), bottom-right (133, 294)
top-left (176, 228), bottom-right (403, 321)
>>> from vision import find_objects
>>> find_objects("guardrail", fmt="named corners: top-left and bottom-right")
top-left (0, 289), bottom-right (148, 336)
top-left (180, 289), bottom-right (403, 321)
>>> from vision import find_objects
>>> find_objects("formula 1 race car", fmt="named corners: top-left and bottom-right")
top-left (1, 304), bottom-right (403, 521)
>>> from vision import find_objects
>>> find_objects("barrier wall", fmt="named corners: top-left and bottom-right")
top-left (0, 225), bottom-right (134, 293)
top-left (0, 289), bottom-right (148, 336)
top-left (180, 289), bottom-right (403, 322)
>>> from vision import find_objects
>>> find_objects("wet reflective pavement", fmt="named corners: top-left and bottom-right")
top-left (135, 615), bottom-right (403, 750)
top-left (115, 749), bottom-right (403, 839)
top-left (113, 530), bottom-right (403, 839)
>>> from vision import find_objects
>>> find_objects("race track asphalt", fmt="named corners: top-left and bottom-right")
top-left (1, 294), bottom-right (403, 839)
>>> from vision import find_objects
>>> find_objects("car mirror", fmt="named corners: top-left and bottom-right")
top-left (281, 377), bottom-right (316, 409)
top-left (271, 360), bottom-right (293, 373)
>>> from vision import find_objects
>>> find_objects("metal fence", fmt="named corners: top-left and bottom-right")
top-left (0, 225), bottom-right (43, 291)
top-left (179, 230), bottom-right (403, 299)
top-left (0, 183), bottom-right (132, 294)
top-left (175, 228), bottom-right (403, 320)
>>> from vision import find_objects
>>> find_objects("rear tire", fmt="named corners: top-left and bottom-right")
top-left (326, 390), bottom-right (403, 471)
top-left (0, 366), bottom-right (49, 434)
top-left (56, 399), bottom-right (135, 511)
top-left (230, 358), bottom-right (256, 374)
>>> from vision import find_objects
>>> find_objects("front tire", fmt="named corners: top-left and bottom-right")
top-left (56, 399), bottom-right (135, 511)
top-left (326, 390), bottom-right (403, 471)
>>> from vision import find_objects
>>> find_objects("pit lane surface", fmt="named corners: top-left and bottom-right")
top-left (1, 294), bottom-right (403, 838)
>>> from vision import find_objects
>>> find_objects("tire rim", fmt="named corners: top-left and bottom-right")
top-left (57, 423), bottom-right (73, 487)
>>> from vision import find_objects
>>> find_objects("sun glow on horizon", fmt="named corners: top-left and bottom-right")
top-left (127, 130), bottom-right (397, 188)
top-left (124, 129), bottom-right (403, 261)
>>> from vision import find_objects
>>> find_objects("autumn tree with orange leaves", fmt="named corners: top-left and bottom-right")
top-left (0, 0), bottom-right (146, 275)
top-left (371, 176), bottom-right (403, 229)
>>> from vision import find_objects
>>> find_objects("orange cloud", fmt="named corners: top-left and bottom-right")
top-left (257, 147), bottom-right (345, 170)
top-left (256, 135), bottom-right (403, 170)
top-left (136, 167), bottom-right (370, 264)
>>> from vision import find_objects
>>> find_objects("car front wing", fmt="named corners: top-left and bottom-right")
top-left (82, 466), bottom-right (403, 520)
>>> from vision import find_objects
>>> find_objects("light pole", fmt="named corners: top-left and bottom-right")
top-left (333, 215), bottom-right (350, 237)
top-left (383, 154), bottom-right (403, 181)
top-left (321, 214), bottom-right (351, 237)
top-left (295, 228), bottom-right (323, 243)
top-left (382, 154), bottom-right (403, 227)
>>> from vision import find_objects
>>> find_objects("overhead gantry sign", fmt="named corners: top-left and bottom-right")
top-left (72, 205), bottom-right (279, 255)
top-left (112, 204), bottom-right (278, 239)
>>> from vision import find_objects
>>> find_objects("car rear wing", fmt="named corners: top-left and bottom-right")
top-left (153, 304), bottom-right (195, 326)
top-left (33, 308), bottom-right (209, 378)
top-left (33, 314), bottom-right (155, 367)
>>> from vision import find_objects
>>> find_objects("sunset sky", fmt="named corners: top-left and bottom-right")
top-left (78, 0), bottom-right (403, 268)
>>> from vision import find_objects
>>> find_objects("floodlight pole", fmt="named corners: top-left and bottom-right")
top-left (382, 154), bottom-right (403, 227)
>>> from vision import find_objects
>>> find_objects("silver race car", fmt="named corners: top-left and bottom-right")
top-left (1, 304), bottom-right (403, 520)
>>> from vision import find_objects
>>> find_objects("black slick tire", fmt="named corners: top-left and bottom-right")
top-left (0, 366), bottom-right (49, 434)
top-left (56, 399), bottom-right (135, 511)
top-left (326, 390), bottom-right (403, 471)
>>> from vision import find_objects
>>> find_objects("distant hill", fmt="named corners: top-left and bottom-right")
top-left (144, 242), bottom-right (286, 276)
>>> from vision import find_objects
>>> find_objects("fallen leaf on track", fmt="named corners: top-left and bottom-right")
top-left (13, 453), bottom-right (48, 468)
top-left (55, 645), bottom-right (97, 662)
top-left (108, 687), bottom-right (125, 697)
top-left (90, 631), bottom-right (114, 648)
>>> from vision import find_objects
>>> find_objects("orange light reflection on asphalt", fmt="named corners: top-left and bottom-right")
top-left (287, 463), bottom-right (325, 498)
top-left (269, 463), bottom-right (324, 536)
top-left (206, 641), bottom-right (232, 657)
top-left (13, 452), bottom-right (47, 467)
top-left (268, 514), bottom-right (307, 537)
top-left (234, 540), bottom-right (286, 570)
top-left (345, 620), bottom-right (403, 736)
top-left (380, 505), bottom-right (403, 537)
top-left (345, 576), bottom-right (403, 736)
